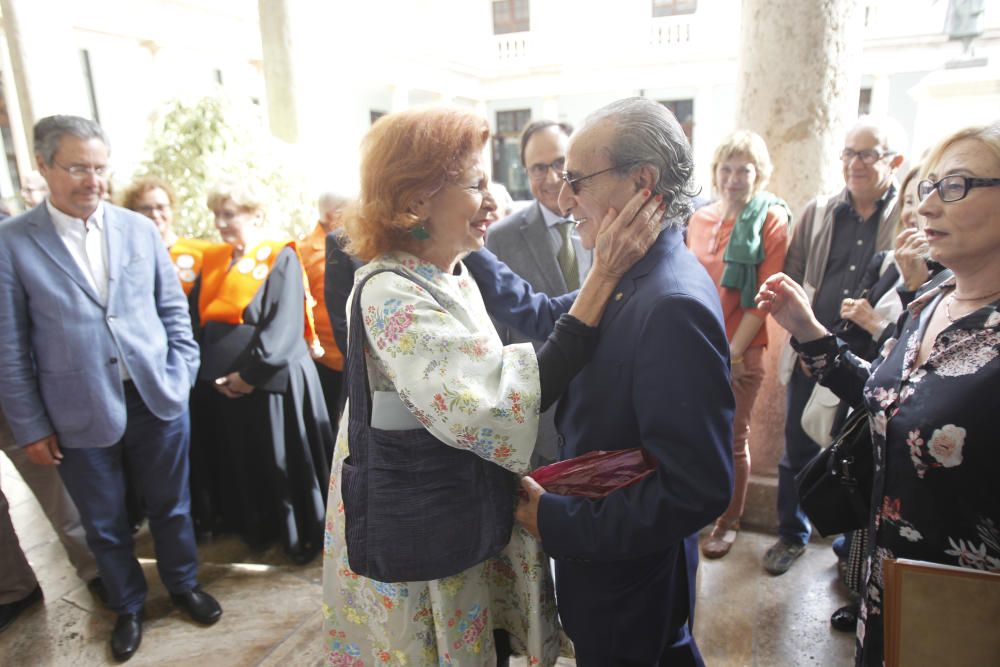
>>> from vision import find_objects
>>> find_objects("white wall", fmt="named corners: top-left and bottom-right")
top-left (3, 0), bottom-right (999, 207)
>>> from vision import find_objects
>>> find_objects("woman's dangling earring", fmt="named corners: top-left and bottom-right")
top-left (410, 224), bottom-right (430, 240)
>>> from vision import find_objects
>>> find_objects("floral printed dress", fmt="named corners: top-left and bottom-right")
top-left (321, 252), bottom-right (562, 666)
top-left (797, 273), bottom-right (1000, 666)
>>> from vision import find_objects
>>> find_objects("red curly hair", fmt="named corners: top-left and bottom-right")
top-left (344, 107), bottom-right (490, 261)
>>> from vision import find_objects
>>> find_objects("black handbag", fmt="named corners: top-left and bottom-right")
top-left (795, 406), bottom-right (873, 537)
top-left (340, 269), bottom-right (516, 583)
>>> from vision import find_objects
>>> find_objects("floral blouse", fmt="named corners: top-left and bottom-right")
top-left (796, 272), bottom-right (1000, 667)
top-left (321, 252), bottom-right (562, 666)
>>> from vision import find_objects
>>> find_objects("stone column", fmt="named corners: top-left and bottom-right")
top-left (1, 0), bottom-right (90, 167)
top-left (0, 32), bottom-right (29, 192)
top-left (734, 0), bottom-right (866, 530)
top-left (258, 0), bottom-right (299, 143)
top-left (257, 0), bottom-right (365, 192)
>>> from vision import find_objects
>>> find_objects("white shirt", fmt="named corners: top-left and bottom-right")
top-left (47, 199), bottom-right (129, 380)
top-left (47, 198), bottom-right (109, 304)
top-left (539, 203), bottom-right (588, 287)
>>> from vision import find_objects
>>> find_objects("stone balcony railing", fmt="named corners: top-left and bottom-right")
top-left (492, 14), bottom-right (699, 66)
top-left (649, 14), bottom-right (695, 47)
top-left (495, 32), bottom-right (530, 61)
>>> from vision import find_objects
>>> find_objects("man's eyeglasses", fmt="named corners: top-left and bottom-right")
top-left (136, 204), bottom-right (171, 215)
top-left (560, 162), bottom-right (639, 195)
top-left (528, 157), bottom-right (565, 180)
top-left (54, 162), bottom-right (108, 180)
top-left (917, 175), bottom-right (1000, 203)
top-left (840, 149), bottom-right (895, 165)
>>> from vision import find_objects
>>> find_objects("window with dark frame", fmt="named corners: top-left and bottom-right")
top-left (493, 0), bottom-right (530, 35)
top-left (652, 0), bottom-right (697, 17)
top-left (858, 88), bottom-right (872, 116)
top-left (493, 109), bottom-right (532, 201)
top-left (659, 99), bottom-right (695, 145)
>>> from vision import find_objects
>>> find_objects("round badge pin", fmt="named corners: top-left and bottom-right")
top-left (237, 257), bottom-right (256, 274)
top-left (255, 245), bottom-right (272, 261)
top-left (252, 264), bottom-right (269, 281)
top-left (175, 254), bottom-right (195, 269)
top-left (179, 268), bottom-right (197, 283)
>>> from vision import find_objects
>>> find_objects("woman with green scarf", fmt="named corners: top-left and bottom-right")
top-left (687, 130), bottom-right (790, 559)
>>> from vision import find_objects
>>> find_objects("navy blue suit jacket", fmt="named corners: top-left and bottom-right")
top-left (465, 227), bottom-right (734, 660)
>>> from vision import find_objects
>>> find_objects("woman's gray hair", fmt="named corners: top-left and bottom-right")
top-left (580, 97), bottom-right (697, 225)
top-left (33, 115), bottom-right (109, 165)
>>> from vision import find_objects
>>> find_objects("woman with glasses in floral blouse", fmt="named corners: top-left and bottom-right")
top-left (756, 122), bottom-right (1000, 666)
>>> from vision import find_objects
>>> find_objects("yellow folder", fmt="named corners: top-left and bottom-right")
top-left (883, 558), bottom-right (1000, 667)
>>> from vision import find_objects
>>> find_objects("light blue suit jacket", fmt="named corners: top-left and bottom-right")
top-left (0, 203), bottom-right (200, 449)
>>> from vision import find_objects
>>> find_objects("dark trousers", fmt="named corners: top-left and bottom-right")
top-left (776, 364), bottom-right (821, 545)
top-left (574, 624), bottom-right (704, 667)
top-left (58, 383), bottom-right (199, 615)
top-left (314, 361), bottom-right (344, 423)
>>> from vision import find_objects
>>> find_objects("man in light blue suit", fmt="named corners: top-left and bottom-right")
top-left (0, 116), bottom-right (220, 661)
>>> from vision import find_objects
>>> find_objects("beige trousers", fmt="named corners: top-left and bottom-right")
top-left (1, 411), bottom-right (98, 604)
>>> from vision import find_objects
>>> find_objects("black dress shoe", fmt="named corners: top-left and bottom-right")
top-left (110, 612), bottom-right (143, 662)
top-left (169, 586), bottom-right (222, 625)
top-left (0, 585), bottom-right (43, 634)
top-left (830, 603), bottom-right (859, 632)
top-left (87, 577), bottom-right (109, 607)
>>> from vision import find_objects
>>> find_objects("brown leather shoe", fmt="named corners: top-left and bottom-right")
top-left (701, 520), bottom-right (739, 559)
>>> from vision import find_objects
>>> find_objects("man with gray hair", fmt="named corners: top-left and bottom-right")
top-left (766, 115), bottom-right (905, 576)
top-left (466, 97), bottom-right (734, 666)
top-left (0, 115), bottom-right (220, 661)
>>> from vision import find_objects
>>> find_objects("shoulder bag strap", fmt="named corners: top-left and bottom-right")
top-left (346, 268), bottom-right (446, 464)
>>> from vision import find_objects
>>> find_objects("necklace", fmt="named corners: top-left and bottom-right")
top-left (944, 295), bottom-right (961, 323)
top-left (950, 286), bottom-right (1000, 302)
top-left (943, 293), bottom-right (991, 323)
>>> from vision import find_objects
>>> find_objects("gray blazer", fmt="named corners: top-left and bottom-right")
top-left (484, 201), bottom-right (591, 465)
top-left (0, 204), bottom-right (200, 449)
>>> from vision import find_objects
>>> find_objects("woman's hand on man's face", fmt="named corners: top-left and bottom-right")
top-left (591, 190), bottom-right (666, 281)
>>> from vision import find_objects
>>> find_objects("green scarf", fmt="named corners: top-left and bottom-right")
top-left (720, 191), bottom-right (791, 309)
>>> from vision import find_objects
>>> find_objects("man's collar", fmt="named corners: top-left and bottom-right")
top-left (839, 182), bottom-right (897, 218)
top-left (46, 198), bottom-right (105, 230)
top-left (623, 225), bottom-right (680, 280)
top-left (538, 202), bottom-right (564, 227)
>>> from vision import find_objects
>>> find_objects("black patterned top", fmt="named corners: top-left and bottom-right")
top-left (794, 271), bottom-right (1000, 666)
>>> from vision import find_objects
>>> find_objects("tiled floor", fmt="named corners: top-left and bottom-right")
top-left (1, 454), bottom-right (855, 666)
